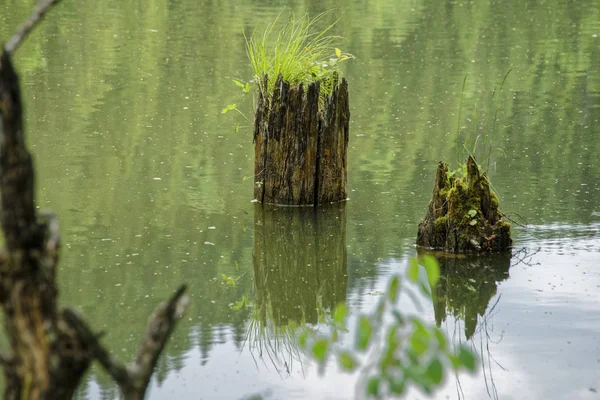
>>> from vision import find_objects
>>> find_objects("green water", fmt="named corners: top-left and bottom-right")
top-left (1, 0), bottom-right (599, 398)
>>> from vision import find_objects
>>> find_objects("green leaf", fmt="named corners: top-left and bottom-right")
top-left (299, 331), bottom-right (308, 349)
top-left (467, 209), bottom-right (477, 218)
top-left (386, 324), bottom-right (399, 348)
top-left (334, 303), bottom-right (348, 325)
top-left (469, 219), bottom-right (478, 226)
top-left (231, 300), bottom-right (244, 310)
top-left (410, 327), bottom-right (429, 356)
top-left (221, 104), bottom-right (237, 114)
top-left (367, 377), bottom-right (380, 396)
top-left (407, 258), bottom-right (419, 283)
top-left (389, 376), bottom-right (406, 394)
top-left (338, 352), bottom-right (357, 371)
top-left (434, 327), bottom-right (447, 349)
top-left (232, 79), bottom-right (245, 89)
top-left (244, 82), bottom-right (252, 93)
top-left (421, 255), bottom-right (440, 287)
top-left (449, 354), bottom-right (461, 369)
top-left (426, 358), bottom-right (444, 384)
top-left (335, 47), bottom-right (342, 58)
top-left (458, 346), bottom-right (476, 371)
top-left (388, 276), bottom-right (400, 303)
top-left (312, 339), bottom-right (329, 362)
top-left (356, 316), bottom-right (372, 351)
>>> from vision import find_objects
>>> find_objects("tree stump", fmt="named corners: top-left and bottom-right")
top-left (430, 252), bottom-right (511, 339)
top-left (416, 156), bottom-right (512, 253)
top-left (252, 203), bottom-right (348, 325)
top-left (253, 74), bottom-right (349, 206)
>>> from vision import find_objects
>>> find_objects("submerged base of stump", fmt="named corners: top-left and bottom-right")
top-left (417, 156), bottom-right (512, 253)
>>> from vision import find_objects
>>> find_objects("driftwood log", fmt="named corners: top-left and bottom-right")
top-left (253, 74), bottom-right (349, 206)
top-left (0, 2), bottom-right (188, 398)
top-left (417, 156), bottom-right (512, 253)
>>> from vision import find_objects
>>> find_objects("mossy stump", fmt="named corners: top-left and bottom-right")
top-left (417, 156), bottom-right (512, 253)
top-left (253, 74), bottom-right (349, 206)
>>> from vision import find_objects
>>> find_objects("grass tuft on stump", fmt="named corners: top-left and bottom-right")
top-left (244, 10), bottom-right (353, 108)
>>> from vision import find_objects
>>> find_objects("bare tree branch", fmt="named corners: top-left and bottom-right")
top-left (62, 308), bottom-right (130, 387)
top-left (127, 284), bottom-right (189, 397)
top-left (4, 0), bottom-right (63, 55)
top-left (64, 285), bottom-right (189, 398)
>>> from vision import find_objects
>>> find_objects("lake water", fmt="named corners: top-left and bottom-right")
top-left (1, 0), bottom-right (599, 399)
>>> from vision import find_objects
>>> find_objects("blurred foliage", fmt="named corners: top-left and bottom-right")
top-left (302, 256), bottom-right (477, 398)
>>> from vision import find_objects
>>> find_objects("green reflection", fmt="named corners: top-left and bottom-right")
top-left (431, 253), bottom-right (511, 340)
top-left (0, 0), bottom-right (598, 397)
top-left (248, 204), bottom-right (347, 369)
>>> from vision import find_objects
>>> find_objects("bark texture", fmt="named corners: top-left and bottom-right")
top-left (0, 9), bottom-right (188, 398)
top-left (416, 156), bottom-right (512, 253)
top-left (253, 74), bottom-right (349, 206)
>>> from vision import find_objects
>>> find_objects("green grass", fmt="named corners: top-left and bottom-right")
top-left (244, 10), bottom-right (353, 105)
top-left (454, 70), bottom-right (512, 172)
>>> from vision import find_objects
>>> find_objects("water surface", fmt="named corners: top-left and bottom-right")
top-left (0, 0), bottom-right (599, 399)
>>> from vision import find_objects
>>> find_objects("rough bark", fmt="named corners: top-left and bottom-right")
top-left (252, 204), bottom-right (347, 325)
top-left (416, 156), bottom-right (512, 253)
top-left (253, 74), bottom-right (349, 206)
top-left (0, 4), bottom-right (188, 398)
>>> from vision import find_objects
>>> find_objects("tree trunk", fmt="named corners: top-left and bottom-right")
top-left (416, 156), bottom-right (512, 253)
top-left (0, 3), bottom-right (188, 398)
top-left (253, 74), bottom-right (349, 206)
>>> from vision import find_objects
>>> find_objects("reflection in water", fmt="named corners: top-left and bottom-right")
top-left (431, 253), bottom-right (511, 399)
top-left (0, 0), bottom-right (598, 397)
top-left (432, 252), bottom-right (510, 339)
top-left (248, 204), bottom-right (348, 372)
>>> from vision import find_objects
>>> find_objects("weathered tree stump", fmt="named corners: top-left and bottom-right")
top-left (253, 74), bottom-right (349, 206)
top-left (430, 252), bottom-right (511, 339)
top-left (417, 156), bottom-right (512, 253)
top-left (252, 203), bottom-right (348, 325)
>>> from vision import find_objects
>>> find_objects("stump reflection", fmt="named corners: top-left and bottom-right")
top-left (430, 252), bottom-right (511, 339)
top-left (248, 204), bottom-right (348, 372)
top-left (252, 203), bottom-right (348, 326)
